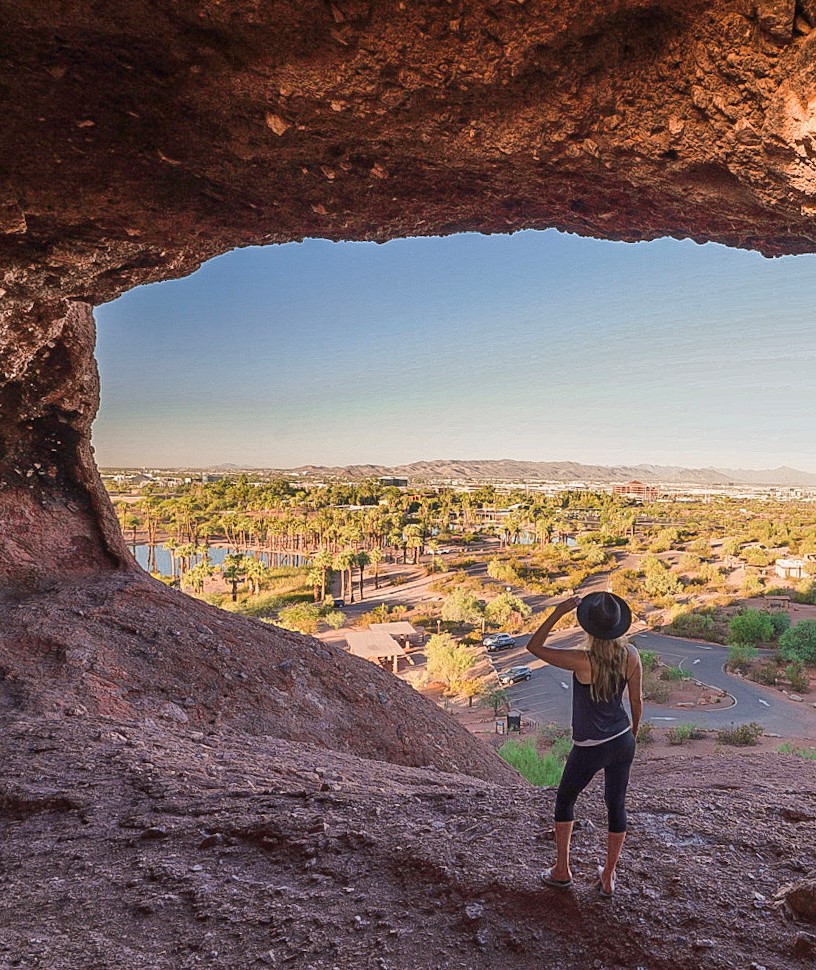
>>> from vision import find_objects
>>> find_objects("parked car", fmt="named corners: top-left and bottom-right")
top-left (332, 598), bottom-right (345, 608)
top-left (498, 665), bottom-right (533, 686)
top-left (483, 632), bottom-right (516, 651)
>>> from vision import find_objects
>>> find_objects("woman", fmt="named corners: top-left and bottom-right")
top-left (525, 591), bottom-right (643, 896)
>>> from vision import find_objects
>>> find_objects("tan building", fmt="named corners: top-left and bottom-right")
top-left (612, 480), bottom-right (659, 501)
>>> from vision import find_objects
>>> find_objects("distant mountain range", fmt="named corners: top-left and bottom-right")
top-left (245, 459), bottom-right (816, 487)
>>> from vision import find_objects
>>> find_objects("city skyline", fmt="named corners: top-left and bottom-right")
top-left (93, 229), bottom-right (816, 472)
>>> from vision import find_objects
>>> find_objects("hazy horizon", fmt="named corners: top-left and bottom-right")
top-left (93, 230), bottom-right (816, 473)
top-left (97, 454), bottom-right (816, 477)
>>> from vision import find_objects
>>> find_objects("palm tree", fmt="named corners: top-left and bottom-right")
top-left (404, 525), bottom-right (423, 564)
top-left (355, 550), bottom-right (371, 600)
top-left (333, 550), bottom-right (356, 603)
top-left (221, 553), bottom-right (247, 602)
top-left (368, 547), bottom-right (384, 590)
top-left (313, 548), bottom-right (334, 600)
top-left (244, 556), bottom-right (268, 596)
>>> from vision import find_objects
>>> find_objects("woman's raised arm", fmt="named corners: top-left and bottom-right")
top-left (525, 597), bottom-right (588, 672)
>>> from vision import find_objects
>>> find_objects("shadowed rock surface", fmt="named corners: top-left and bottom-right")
top-left (0, 572), bottom-right (517, 783)
top-left (3, 2), bottom-right (816, 965)
top-left (1, 719), bottom-right (815, 969)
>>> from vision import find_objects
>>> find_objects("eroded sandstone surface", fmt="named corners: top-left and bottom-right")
top-left (2, 720), bottom-right (815, 969)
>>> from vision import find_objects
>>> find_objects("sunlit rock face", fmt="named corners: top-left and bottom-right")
top-left (4, 0), bottom-right (816, 585)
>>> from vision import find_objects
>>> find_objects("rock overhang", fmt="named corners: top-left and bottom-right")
top-left (4, 0), bottom-right (816, 587)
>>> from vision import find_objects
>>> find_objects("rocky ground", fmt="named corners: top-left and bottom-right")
top-left (1, 713), bottom-right (815, 970)
top-left (1, 572), bottom-right (815, 969)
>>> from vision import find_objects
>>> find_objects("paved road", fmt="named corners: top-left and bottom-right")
top-left (490, 629), bottom-right (816, 738)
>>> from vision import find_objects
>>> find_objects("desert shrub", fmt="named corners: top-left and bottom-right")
top-left (740, 573), bottom-right (764, 597)
top-left (537, 723), bottom-right (572, 745)
top-left (609, 568), bottom-right (644, 602)
top-left (389, 575), bottom-right (409, 586)
top-left (768, 611), bottom-right (792, 636)
top-left (777, 743), bottom-right (816, 760)
top-left (699, 562), bottom-right (727, 590)
top-left (793, 579), bottom-right (816, 605)
top-left (728, 609), bottom-right (774, 646)
top-left (232, 590), bottom-right (310, 616)
top-left (636, 721), bottom-right (653, 745)
top-left (717, 722), bottom-right (763, 746)
top-left (578, 542), bottom-right (608, 567)
top-left (641, 556), bottom-right (682, 598)
top-left (277, 602), bottom-right (322, 634)
top-left (323, 610), bottom-right (346, 630)
top-left (403, 668), bottom-right (429, 689)
top-left (667, 611), bottom-right (715, 639)
top-left (678, 553), bottom-right (702, 574)
top-left (688, 538), bottom-right (712, 558)
top-left (727, 643), bottom-right (758, 672)
top-left (642, 670), bottom-right (670, 703)
top-left (638, 649), bottom-right (659, 672)
top-left (498, 736), bottom-right (569, 786)
top-left (780, 620), bottom-right (816, 663)
top-left (449, 556), bottom-right (477, 568)
top-left (743, 548), bottom-right (773, 568)
top-left (785, 660), bottom-right (810, 693)
top-left (747, 659), bottom-right (780, 686)
top-left (660, 665), bottom-right (687, 682)
top-left (487, 558), bottom-right (522, 584)
top-left (666, 723), bottom-right (705, 745)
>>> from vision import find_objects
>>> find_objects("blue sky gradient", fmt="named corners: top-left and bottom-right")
top-left (93, 230), bottom-right (816, 471)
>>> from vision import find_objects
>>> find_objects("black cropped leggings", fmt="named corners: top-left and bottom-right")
top-left (554, 730), bottom-right (636, 833)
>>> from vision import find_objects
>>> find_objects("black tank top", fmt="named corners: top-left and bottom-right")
top-left (571, 669), bottom-right (630, 744)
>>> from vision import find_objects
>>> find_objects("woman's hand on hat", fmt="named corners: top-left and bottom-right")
top-left (555, 595), bottom-right (580, 616)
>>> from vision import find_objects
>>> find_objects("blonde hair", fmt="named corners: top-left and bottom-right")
top-left (586, 636), bottom-right (629, 702)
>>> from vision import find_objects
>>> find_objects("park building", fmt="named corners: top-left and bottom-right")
top-left (774, 557), bottom-right (809, 581)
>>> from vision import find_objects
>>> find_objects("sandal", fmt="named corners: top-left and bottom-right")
top-left (541, 867), bottom-right (573, 889)
top-left (597, 865), bottom-right (616, 897)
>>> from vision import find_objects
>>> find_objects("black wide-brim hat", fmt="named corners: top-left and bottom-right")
top-left (576, 591), bottom-right (631, 640)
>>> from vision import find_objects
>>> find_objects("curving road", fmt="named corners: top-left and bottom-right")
top-left (490, 629), bottom-right (816, 738)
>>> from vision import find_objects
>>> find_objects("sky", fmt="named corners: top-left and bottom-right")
top-left (93, 229), bottom-right (816, 472)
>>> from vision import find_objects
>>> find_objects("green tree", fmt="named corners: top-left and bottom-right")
top-left (728, 609), bottom-right (774, 647)
top-left (425, 633), bottom-right (476, 689)
top-left (184, 559), bottom-right (214, 595)
top-left (458, 678), bottom-right (484, 708)
top-left (482, 685), bottom-right (509, 716)
top-left (780, 620), bottom-right (816, 663)
top-left (441, 588), bottom-right (484, 626)
top-left (484, 592), bottom-right (532, 628)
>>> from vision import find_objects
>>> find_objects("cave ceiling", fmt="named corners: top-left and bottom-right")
top-left (5, 0), bottom-right (816, 319)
